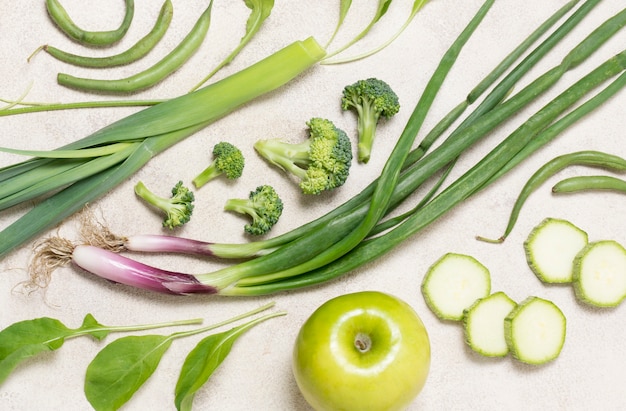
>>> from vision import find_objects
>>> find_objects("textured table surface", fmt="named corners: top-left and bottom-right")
top-left (1, 1), bottom-right (625, 410)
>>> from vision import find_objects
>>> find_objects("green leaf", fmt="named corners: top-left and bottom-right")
top-left (0, 317), bottom-right (74, 385)
top-left (84, 335), bottom-right (174, 411)
top-left (79, 313), bottom-right (110, 341)
top-left (189, 0), bottom-right (275, 91)
top-left (325, 0), bottom-right (353, 48)
top-left (324, 0), bottom-right (393, 59)
top-left (174, 311), bottom-right (285, 411)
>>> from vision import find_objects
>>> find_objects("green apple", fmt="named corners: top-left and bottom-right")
top-left (293, 291), bottom-right (430, 411)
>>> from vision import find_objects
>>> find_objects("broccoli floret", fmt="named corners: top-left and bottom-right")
top-left (254, 117), bottom-right (353, 195)
top-left (341, 78), bottom-right (400, 163)
top-left (134, 180), bottom-right (194, 230)
top-left (224, 185), bottom-right (284, 236)
top-left (192, 141), bottom-right (245, 188)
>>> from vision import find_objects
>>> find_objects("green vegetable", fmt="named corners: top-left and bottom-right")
top-left (421, 253), bottom-right (491, 321)
top-left (323, 0), bottom-right (393, 61)
top-left (45, 0), bottom-right (134, 47)
top-left (0, 313), bottom-right (202, 385)
top-left (476, 151), bottom-right (626, 243)
top-left (524, 218), bottom-right (588, 284)
top-left (552, 175), bottom-right (626, 194)
top-left (84, 302), bottom-right (284, 411)
top-left (38, 0), bottom-right (173, 68)
top-left (324, 0), bottom-right (352, 48)
top-left (322, 0), bottom-right (430, 65)
top-left (192, 142), bottom-right (245, 188)
top-left (504, 296), bottom-right (566, 365)
top-left (174, 309), bottom-right (285, 411)
top-left (462, 292), bottom-right (517, 357)
top-left (254, 117), bottom-right (353, 195)
top-left (57, 0), bottom-right (214, 93)
top-left (190, 0), bottom-right (275, 91)
top-left (134, 181), bottom-right (195, 230)
top-left (341, 77), bottom-right (400, 163)
top-left (0, 36), bottom-right (326, 257)
top-left (573, 240), bottom-right (626, 307)
top-left (224, 185), bottom-right (284, 236)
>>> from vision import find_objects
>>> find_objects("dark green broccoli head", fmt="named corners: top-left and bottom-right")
top-left (193, 141), bottom-right (244, 188)
top-left (212, 142), bottom-right (245, 179)
top-left (303, 117), bottom-right (353, 194)
top-left (134, 180), bottom-right (195, 230)
top-left (253, 118), bottom-right (353, 195)
top-left (224, 185), bottom-right (284, 236)
top-left (341, 78), bottom-right (400, 163)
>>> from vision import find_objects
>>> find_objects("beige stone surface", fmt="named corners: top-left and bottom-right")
top-left (1, 1), bottom-right (625, 410)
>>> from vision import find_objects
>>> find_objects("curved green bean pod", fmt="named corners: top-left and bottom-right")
top-left (57, 0), bottom-right (213, 93)
top-left (46, 0), bottom-right (135, 47)
top-left (552, 175), bottom-right (626, 193)
top-left (43, 0), bottom-right (173, 68)
top-left (476, 151), bottom-right (626, 243)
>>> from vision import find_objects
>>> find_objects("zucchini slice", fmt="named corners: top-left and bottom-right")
top-left (524, 217), bottom-right (588, 283)
top-left (421, 253), bottom-right (491, 321)
top-left (573, 240), bottom-right (626, 307)
top-left (504, 296), bottom-right (566, 365)
top-left (462, 291), bottom-right (517, 357)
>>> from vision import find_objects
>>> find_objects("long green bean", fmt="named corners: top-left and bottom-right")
top-left (41, 0), bottom-right (172, 68)
top-left (57, 1), bottom-right (213, 93)
top-left (476, 151), bottom-right (626, 243)
top-left (46, 0), bottom-right (134, 47)
top-left (552, 175), bottom-right (626, 193)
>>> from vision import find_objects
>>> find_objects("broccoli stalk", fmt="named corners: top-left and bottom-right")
top-left (192, 141), bottom-right (245, 188)
top-left (341, 78), bottom-right (400, 163)
top-left (254, 117), bottom-right (353, 195)
top-left (224, 185), bottom-right (284, 236)
top-left (134, 181), bottom-right (194, 230)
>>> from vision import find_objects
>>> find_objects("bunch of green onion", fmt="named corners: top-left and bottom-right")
top-left (7, 0), bottom-right (626, 297)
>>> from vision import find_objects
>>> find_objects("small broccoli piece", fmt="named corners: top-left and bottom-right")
top-left (192, 141), bottom-right (245, 188)
top-left (341, 78), bottom-right (400, 163)
top-left (254, 117), bottom-right (353, 195)
top-left (224, 185), bottom-right (284, 236)
top-left (134, 180), bottom-right (194, 230)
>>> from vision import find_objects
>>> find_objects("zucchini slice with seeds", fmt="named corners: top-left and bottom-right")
top-left (462, 291), bottom-right (517, 357)
top-left (504, 296), bottom-right (566, 365)
top-left (573, 240), bottom-right (626, 308)
top-left (421, 253), bottom-right (491, 321)
top-left (524, 217), bottom-right (588, 283)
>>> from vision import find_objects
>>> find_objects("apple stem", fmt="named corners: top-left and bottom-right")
top-left (354, 333), bottom-right (372, 353)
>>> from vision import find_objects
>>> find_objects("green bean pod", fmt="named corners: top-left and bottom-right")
top-left (477, 151), bottom-right (626, 243)
top-left (46, 0), bottom-right (135, 47)
top-left (552, 175), bottom-right (626, 193)
top-left (57, 1), bottom-right (213, 93)
top-left (43, 0), bottom-right (173, 68)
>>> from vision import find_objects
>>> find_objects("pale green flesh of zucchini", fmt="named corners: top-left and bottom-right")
top-left (505, 296), bottom-right (566, 365)
top-left (524, 218), bottom-right (588, 283)
top-left (422, 253), bottom-right (491, 321)
top-left (463, 291), bottom-right (517, 357)
top-left (573, 240), bottom-right (626, 307)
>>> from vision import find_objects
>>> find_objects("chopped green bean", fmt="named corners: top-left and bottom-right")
top-left (552, 175), bottom-right (626, 194)
top-left (57, 0), bottom-right (213, 93)
top-left (46, 0), bottom-right (134, 47)
top-left (476, 151), bottom-right (626, 243)
top-left (42, 0), bottom-right (172, 68)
